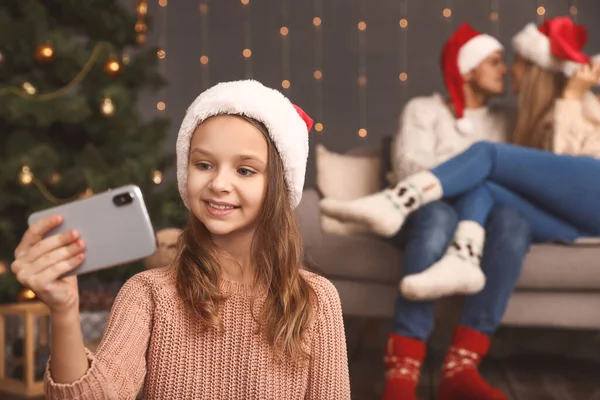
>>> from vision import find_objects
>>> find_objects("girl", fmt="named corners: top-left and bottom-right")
top-left (11, 80), bottom-right (350, 399)
top-left (320, 16), bottom-right (600, 302)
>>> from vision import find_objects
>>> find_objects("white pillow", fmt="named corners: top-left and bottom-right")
top-left (315, 144), bottom-right (381, 235)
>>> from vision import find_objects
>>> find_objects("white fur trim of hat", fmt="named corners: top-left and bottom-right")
top-left (457, 34), bottom-right (504, 75)
top-left (512, 22), bottom-right (583, 77)
top-left (175, 80), bottom-right (311, 209)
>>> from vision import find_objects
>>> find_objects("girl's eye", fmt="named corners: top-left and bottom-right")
top-left (238, 168), bottom-right (255, 177)
top-left (195, 162), bottom-right (212, 170)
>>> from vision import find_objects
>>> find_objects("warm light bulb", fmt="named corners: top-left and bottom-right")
top-left (315, 123), bottom-right (323, 132)
top-left (157, 49), bottom-right (166, 59)
top-left (358, 128), bottom-right (367, 138)
top-left (399, 72), bottom-right (408, 82)
top-left (490, 11), bottom-right (499, 21)
top-left (442, 8), bottom-right (452, 18)
top-left (101, 98), bottom-right (115, 115)
top-left (200, 55), bottom-right (209, 64)
top-left (22, 82), bottom-right (37, 95)
top-left (313, 17), bottom-right (322, 27)
top-left (158, 0), bottom-right (167, 7)
top-left (137, 2), bottom-right (148, 14)
top-left (107, 60), bottom-right (120, 73)
top-left (241, 0), bottom-right (249, 4)
top-left (49, 172), bottom-right (61, 184)
top-left (19, 166), bottom-right (33, 185)
top-left (570, 5), bottom-right (578, 15)
top-left (152, 170), bottom-right (163, 184)
top-left (282, 80), bottom-right (290, 89)
top-left (537, 6), bottom-right (545, 15)
top-left (314, 70), bottom-right (322, 79)
top-left (243, 48), bottom-right (252, 58)
top-left (358, 21), bottom-right (366, 31)
top-left (399, 19), bottom-right (408, 28)
top-left (358, 75), bottom-right (367, 85)
top-left (157, 101), bottom-right (166, 111)
top-left (280, 26), bottom-right (289, 36)
top-left (199, 3), bottom-right (208, 13)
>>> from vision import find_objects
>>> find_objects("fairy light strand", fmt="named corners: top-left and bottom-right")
top-left (443, 0), bottom-right (453, 36)
top-left (242, 0), bottom-right (252, 78)
top-left (156, 0), bottom-right (168, 112)
top-left (536, 0), bottom-right (546, 24)
top-left (490, 0), bottom-right (500, 37)
top-left (357, 0), bottom-right (367, 138)
top-left (281, 0), bottom-right (291, 93)
top-left (313, 0), bottom-right (324, 133)
top-left (199, 2), bottom-right (210, 90)
top-left (569, 0), bottom-right (578, 22)
top-left (399, 0), bottom-right (408, 104)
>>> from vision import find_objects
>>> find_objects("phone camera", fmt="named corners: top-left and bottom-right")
top-left (113, 192), bottom-right (134, 207)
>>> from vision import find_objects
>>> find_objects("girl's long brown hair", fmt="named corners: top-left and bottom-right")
top-left (175, 115), bottom-right (316, 362)
top-left (513, 60), bottom-right (567, 149)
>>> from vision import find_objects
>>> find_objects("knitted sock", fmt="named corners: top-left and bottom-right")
top-left (381, 334), bottom-right (426, 400)
top-left (438, 326), bottom-right (506, 400)
top-left (400, 221), bottom-right (485, 301)
top-left (319, 171), bottom-right (442, 238)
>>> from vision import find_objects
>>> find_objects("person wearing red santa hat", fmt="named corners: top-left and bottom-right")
top-left (378, 23), bottom-right (531, 400)
top-left (325, 16), bottom-right (600, 399)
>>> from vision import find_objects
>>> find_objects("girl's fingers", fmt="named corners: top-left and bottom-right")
top-left (14, 214), bottom-right (63, 259)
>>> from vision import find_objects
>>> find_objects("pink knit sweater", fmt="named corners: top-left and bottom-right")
top-left (44, 268), bottom-right (350, 399)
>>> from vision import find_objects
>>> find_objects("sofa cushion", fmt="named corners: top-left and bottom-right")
top-left (304, 233), bottom-right (600, 291)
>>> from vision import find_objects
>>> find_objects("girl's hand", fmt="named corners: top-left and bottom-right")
top-left (563, 63), bottom-right (600, 100)
top-left (11, 214), bottom-right (85, 315)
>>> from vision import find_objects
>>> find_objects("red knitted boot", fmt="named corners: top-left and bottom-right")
top-left (438, 326), bottom-right (506, 400)
top-left (381, 333), bottom-right (426, 400)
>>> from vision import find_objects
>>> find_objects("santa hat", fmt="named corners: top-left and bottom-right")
top-left (175, 80), bottom-right (313, 209)
top-left (512, 16), bottom-right (590, 77)
top-left (441, 23), bottom-right (504, 135)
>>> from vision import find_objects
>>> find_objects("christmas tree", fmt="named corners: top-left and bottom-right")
top-left (0, 0), bottom-right (187, 302)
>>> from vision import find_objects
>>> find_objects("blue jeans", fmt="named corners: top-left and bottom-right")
top-left (432, 141), bottom-right (600, 242)
top-left (391, 201), bottom-right (531, 340)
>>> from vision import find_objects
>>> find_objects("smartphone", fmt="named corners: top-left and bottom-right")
top-left (27, 184), bottom-right (157, 277)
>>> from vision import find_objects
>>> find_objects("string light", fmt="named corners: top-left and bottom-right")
top-left (443, 8), bottom-right (452, 18)
top-left (242, 0), bottom-right (252, 78)
top-left (535, 1), bottom-right (544, 23)
top-left (49, 173), bottom-right (61, 185)
top-left (22, 82), bottom-right (36, 95)
top-left (152, 170), bottom-right (163, 184)
top-left (399, 0), bottom-right (408, 107)
top-left (35, 43), bottom-right (54, 63)
top-left (101, 98), bottom-right (115, 115)
top-left (280, 0), bottom-right (291, 94)
top-left (280, 26), bottom-right (289, 36)
top-left (569, 0), bottom-right (578, 22)
top-left (357, 0), bottom-right (367, 138)
top-left (158, 0), bottom-right (167, 7)
top-left (199, 2), bottom-right (210, 90)
top-left (243, 48), bottom-right (252, 58)
top-left (313, 0), bottom-right (324, 133)
top-left (19, 166), bottom-right (33, 185)
top-left (490, 0), bottom-right (500, 37)
top-left (157, 0), bottom-right (168, 114)
top-left (135, 0), bottom-right (148, 45)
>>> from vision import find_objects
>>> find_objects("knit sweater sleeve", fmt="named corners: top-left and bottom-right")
top-left (391, 97), bottom-right (441, 183)
top-left (551, 98), bottom-right (600, 158)
top-left (305, 275), bottom-right (351, 400)
top-left (44, 273), bottom-right (153, 400)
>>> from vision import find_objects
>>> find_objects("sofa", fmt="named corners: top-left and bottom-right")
top-left (295, 142), bottom-right (600, 331)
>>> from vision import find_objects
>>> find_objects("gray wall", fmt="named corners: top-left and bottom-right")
top-left (138, 0), bottom-right (600, 188)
